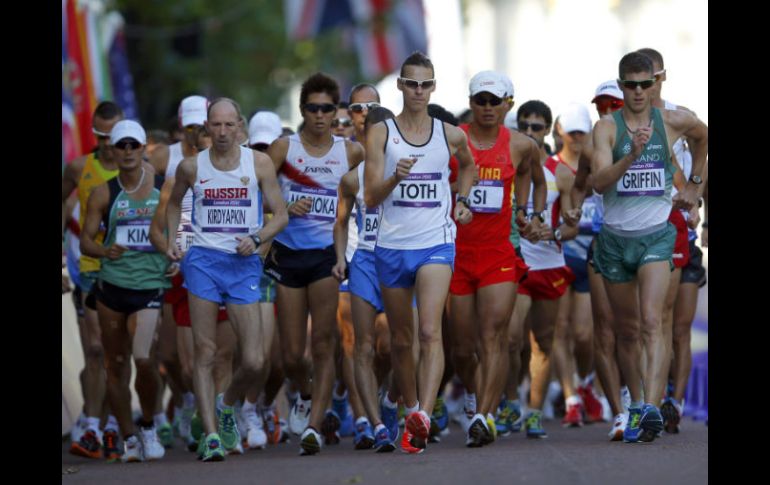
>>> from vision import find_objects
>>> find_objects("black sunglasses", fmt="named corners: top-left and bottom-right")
top-left (349, 102), bottom-right (380, 113)
top-left (332, 118), bottom-right (353, 128)
top-left (618, 79), bottom-right (656, 90)
top-left (472, 94), bottom-right (503, 107)
top-left (114, 140), bottom-right (142, 150)
top-left (303, 103), bottom-right (337, 114)
top-left (399, 77), bottom-right (435, 89)
top-left (518, 121), bottom-right (546, 132)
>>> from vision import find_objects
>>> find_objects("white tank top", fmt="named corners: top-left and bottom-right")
top-left (665, 100), bottom-right (698, 240)
top-left (190, 147), bottom-right (262, 254)
top-left (376, 118), bottom-right (454, 249)
top-left (166, 142), bottom-right (195, 250)
top-left (520, 157), bottom-right (566, 270)
top-left (354, 163), bottom-right (380, 253)
top-left (275, 135), bottom-right (350, 250)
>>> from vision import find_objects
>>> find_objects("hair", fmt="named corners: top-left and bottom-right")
top-left (636, 48), bottom-right (664, 69)
top-left (428, 103), bottom-right (458, 126)
top-left (207, 97), bottom-right (243, 120)
top-left (400, 51), bottom-right (434, 78)
top-left (146, 129), bottom-right (170, 145)
top-left (618, 52), bottom-right (654, 79)
top-left (93, 101), bottom-right (124, 123)
top-left (457, 109), bottom-right (473, 125)
top-left (364, 106), bottom-right (395, 132)
top-left (349, 83), bottom-right (381, 103)
top-left (282, 126), bottom-right (295, 136)
top-left (300, 72), bottom-right (340, 107)
top-left (517, 100), bottom-right (553, 128)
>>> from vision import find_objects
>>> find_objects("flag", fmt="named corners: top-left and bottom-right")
top-left (103, 12), bottom-right (139, 120)
top-left (65, 0), bottom-right (97, 155)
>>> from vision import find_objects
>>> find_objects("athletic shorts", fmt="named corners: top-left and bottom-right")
top-left (593, 222), bottom-right (676, 284)
top-left (516, 266), bottom-right (575, 300)
top-left (680, 240), bottom-right (707, 287)
top-left (263, 240), bottom-right (337, 288)
top-left (259, 273), bottom-right (277, 303)
top-left (72, 285), bottom-right (85, 318)
top-left (167, 273), bottom-right (228, 327)
top-left (375, 243), bottom-right (455, 289)
top-left (669, 210), bottom-right (690, 269)
top-left (564, 253), bottom-right (590, 293)
top-left (93, 279), bottom-right (164, 315)
top-left (349, 250), bottom-right (384, 313)
top-left (450, 242), bottom-right (528, 295)
top-left (182, 246), bottom-right (263, 305)
top-left (81, 271), bottom-right (99, 310)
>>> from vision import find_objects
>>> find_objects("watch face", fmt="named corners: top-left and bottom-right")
top-left (691, 175), bottom-right (702, 184)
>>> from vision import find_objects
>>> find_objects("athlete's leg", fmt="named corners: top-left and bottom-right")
top-left (96, 301), bottom-right (132, 436)
top-left (188, 293), bottom-right (223, 435)
top-left (306, 277), bottom-right (341, 430)
top-left (527, 298), bottom-right (560, 410)
top-left (275, 284), bottom-right (311, 396)
top-left (449, 293), bottom-right (479, 398)
top-left (638, 262), bottom-right (673, 404)
top-left (476, 282), bottom-right (517, 415)
top-left (351, 294), bottom-right (383, 425)
top-left (129, 309), bottom-right (163, 423)
top-left (589, 265), bottom-right (622, 415)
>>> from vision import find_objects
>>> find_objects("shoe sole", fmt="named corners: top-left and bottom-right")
top-left (202, 453), bottom-right (225, 462)
top-left (609, 428), bottom-right (624, 441)
top-left (466, 420), bottom-right (486, 448)
top-left (70, 444), bottom-right (102, 459)
top-left (406, 414), bottom-right (430, 440)
top-left (321, 414), bottom-right (341, 445)
top-left (300, 442), bottom-right (321, 455)
top-left (639, 413), bottom-right (664, 442)
top-left (375, 442), bottom-right (396, 453)
top-left (660, 402), bottom-right (681, 434)
top-left (354, 437), bottom-right (375, 450)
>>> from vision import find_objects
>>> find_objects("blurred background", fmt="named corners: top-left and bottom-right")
top-left (62, 0), bottom-right (708, 434)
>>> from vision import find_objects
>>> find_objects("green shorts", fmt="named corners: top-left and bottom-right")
top-left (593, 222), bottom-right (676, 283)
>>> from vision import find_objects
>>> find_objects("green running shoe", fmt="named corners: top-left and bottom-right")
top-left (525, 411), bottom-right (547, 438)
top-left (201, 433), bottom-right (225, 462)
top-left (218, 407), bottom-right (241, 450)
top-left (158, 422), bottom-right (174, 449)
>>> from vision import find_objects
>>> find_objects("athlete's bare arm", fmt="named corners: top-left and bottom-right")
top-left (332, 170), bottom-right (358, 282)
top-left (445, 123), bottom-right (474, 225)
top-left (592, 117), bottom-right (648, 194)
top-left (61, 156), bottom-right (86, 235)
top-left (166, 158), bottom-right (196, 261)
top-left (80, 184), bottom-right (126, 260)
top-left (364, 121), bottom-right (402, 208)
top-left (664, 109), bottom-right (708, 211)
top-left (250, 150), bottom-right (289, 245)
top-left (148, 143), bottom-right (170, 175)
top-left (345, 140), bottom-right (365, 170)
top-left (150, 177), bottom-right (174, 254)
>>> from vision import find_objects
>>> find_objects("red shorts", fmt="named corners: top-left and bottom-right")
top-left (450, 242), bottom-right (529, 295)
top-left (167, 274), bottom-right (229, 327)
top-left (516, 266), bottom-right (575, 300)
top-left (669, 210), bottom-right (690, 269)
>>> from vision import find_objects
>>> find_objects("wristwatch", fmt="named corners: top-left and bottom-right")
top-left (529, 211), bottom-right (545, 223)
top-left (554, 228), bottom-right (563, 242)
top-left (250, 234), bottom-right (262, 248)
top-left (689, 174), bottom-right (703, 185)
top-left (456, 195), bottom-right (471, 208)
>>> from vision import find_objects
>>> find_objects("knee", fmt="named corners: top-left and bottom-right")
top-left (84, 342), bottom-right (104, 361)
top-left (672, 325), bottom-right (691, 345)
top-left (194, 344), bottom-right (218, 369)
top-left (239, 353), bottom-right (267, 376)
top-left (417, 325), bottom-right (441, 346)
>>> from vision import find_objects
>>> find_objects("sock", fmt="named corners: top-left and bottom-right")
top-left (242, 399), bottom-right (258, 415)
top-left (382, 394), bottom-right (398, 409)
top-left (86, 416), bottom-right (100, 433)
top-left (105, 415), bottom-right (119, 433)
top-left (406, 401), bottom-right (420, 416)
top-left (566, 395), bottom-right (582, 407)
top-left (631, 400), bottom-right (644, 410)
top-left (183, 392), bottom-right (196, 409)
top-left (154, 413), bottom-right (168, 428)
top-left (355, 416), bottom-right (369, 426)
top-left (374, 423), bottom-right (386, 434)
top-left (333, 387), bottom-right (348, 401)
top-left (465, 393), bottom-right (477, 413)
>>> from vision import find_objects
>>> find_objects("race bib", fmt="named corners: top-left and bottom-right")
top-left (176, 224), bottom-right (194, 252)
top-left (617, 159), bottom-right (665, 197)
top-left (579, 199), bottom-right (596, 231)
top-left (362, 207), bottom-right (380, 242)
top-left (467, 180), bottom-right (504, 213)
top-left (200, 187), bottom-right (252, 233)
top-left (289, 184), bottom-right (337, 222)
top-left (393, 173), bottom-right (442, 208)
top-left (115, 219), bottom-right (153, 251)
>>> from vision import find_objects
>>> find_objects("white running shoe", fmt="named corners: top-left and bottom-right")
top-left (243, 406), bottom-right (267, 449)
top-left (608, 413), bottom-right (628, 441)
top-left (122, 435), bottom-right (144, 463)
top-left (289, 397), bottom-right (311, 436)
top-left (227, 440), bottom-right (244, 455)
top-left (140, 426), bottom-right (166, 460)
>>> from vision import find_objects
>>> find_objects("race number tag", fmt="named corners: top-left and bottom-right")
top-left (617, 159), bottom-right (665, 197)
top-left (200, 187), bottom-right (252, 233)
top-left (176, 224), bottom-right (194, 252)
top-left (115, 219), bottom-right (153, 251)
top-left (362, 207), bottom-right (380, 242)
top-left (289, 184), bottom-right (337, 222)
top-left (467, 180), bottom-right (504, 213)
top-left (393, 173), bottom-right (441, 208)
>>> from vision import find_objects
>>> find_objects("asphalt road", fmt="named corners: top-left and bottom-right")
top-left (62, 417), bottom-right (708, 484)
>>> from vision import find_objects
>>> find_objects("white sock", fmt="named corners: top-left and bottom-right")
top-left (183, 392), bottom-right (196, 409)
top-left (382, 394), bottom-right (398, 409)
top-left (333, 387), bottom-right (348, 401)
top-left (465, 393), bottom-right (477, 413)
top-left (154, 413), bottom-right (168, 428)
top-left (406, 401), bottom-right (420, 416)
top-left (86, 416), bottom-right (100, 433)
top-left (242, 399), bottom-right (258, 414)
top-left (566, 395), bottom-right (582, 406)
top-left (355, 416), bottom-right (369, 426)
top-left (216, 393), bottom-right (227, 411)
top-left (105, 415), bottom-right (119, 433)
top-left (630, 400), bottom-right (644, 410)
top-left (374, 423), bottom-right (386, 434)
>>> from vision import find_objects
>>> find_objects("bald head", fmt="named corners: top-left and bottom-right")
top-left (206, 97), bottom-right (244, 153)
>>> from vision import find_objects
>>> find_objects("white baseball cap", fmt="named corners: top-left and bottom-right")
top-left (504, 111), bottom-right (518, 130)
top-left (469, 70), bottom-right (507, 98)
top-left (110, 119), bottom-right (146, 145)
top-left (179, 95), bottom-right (208, 127)
top-left (499, 73), bottom-right (514, 98)
top-left (248, 111), bottom-right (283, 146)
top-left (559, 103), bottom-right (592, 133)
top-left (592, 80), bottom-right (623, 102)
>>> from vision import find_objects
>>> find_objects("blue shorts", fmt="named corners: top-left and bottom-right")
top-left (182, 246), bottom-right (263, 305)
top-left (349, 250), bottom-right (384, 313)
top-left (80, 270), bottom-right (98, 294)
top-left (565, 253), bottom-right (590, 293)
top-left (375, 243), bottom-right (455, 289)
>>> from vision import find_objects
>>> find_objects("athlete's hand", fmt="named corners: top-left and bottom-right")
top-left (234, 236), bottom-right (259, 257)
top-left (672, 185), bottom-right (697, 211)
top-left (394, 158), bottom-right (417, 182)
top-left (564, 208), bottom-right (582, 227)
top-left (454, 203), bottom-right (473, 225)
top-left (165, 262), bottom-right (181, 278)
top-left (288, 197), bottom-right (312, 217)
top-left (105, 243), bottom-right (128, 260)
top-left (686, 206), bottom-right (701, 230)
top-left (167, 244), bottom-right (183, 262)
top-left (631, 125), bottom-right (652, 159)
top-left (521, 218), bottom-right (543, 242)
top-left (515, 211), bottom-right (528, 229)
top-left (62, 274), bottom-right (72, 294)
top-left (332, 260), bottom-right (347, 282)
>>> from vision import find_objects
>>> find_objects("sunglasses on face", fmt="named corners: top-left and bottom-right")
top-left (332, 118), bottom-right (353, 128)
top-left (399, 77), bottom-right (435, 89)
top-left (92, 127), bottom-right (111, 140)
top-left (654, 69), bottom-right (666, 81)
top-left (471, 94), bottom-right (504, 107)
top-left (518, 121), bottom-right (546, 132)
top-left (114, 140), bottom-right (142, 150)
top-left (594, 98), bottom-right (624, 112)
top-left (303, 103), bottom-right (337, 114)
top-left (618, 79), bottom-right (656, 90)
top-left (349, 102), bottom-right (380, 113)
